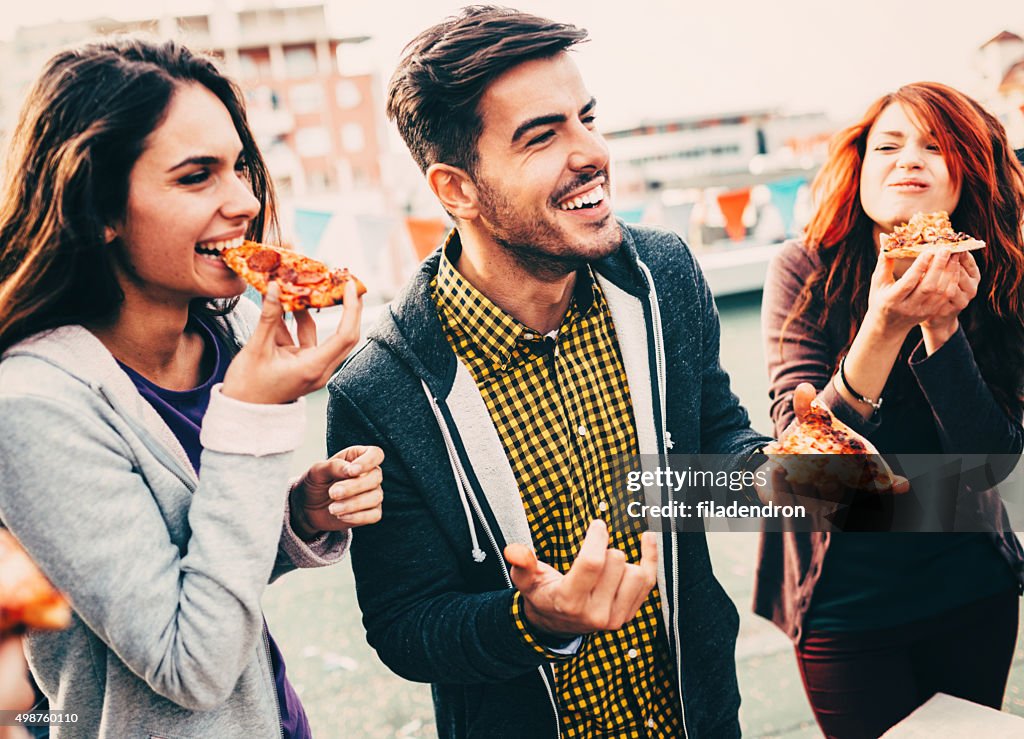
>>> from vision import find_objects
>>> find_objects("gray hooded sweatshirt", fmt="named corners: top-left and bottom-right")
top-left (0, 299), bottom-right (348, 738)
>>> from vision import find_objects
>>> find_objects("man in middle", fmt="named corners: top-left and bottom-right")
top-left (327, 6), bottom-right (774, 737)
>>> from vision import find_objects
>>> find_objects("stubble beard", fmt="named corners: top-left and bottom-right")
top-left (475, 176), bottom-right (621, 281)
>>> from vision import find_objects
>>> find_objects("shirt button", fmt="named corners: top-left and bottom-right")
top-left (578, 424), bottom-right (587, 437)
top-left (598, 501), bottom-right (608, 512)
top-left (646, 718), bottom-right (655, 729)
top-left (627, 648), bottom-right (638, 659)
top-left (523, 332), bottom-right (534, 340)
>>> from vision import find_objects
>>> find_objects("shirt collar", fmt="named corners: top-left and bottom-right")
top-left (434, 230), bottom-right (600, 371)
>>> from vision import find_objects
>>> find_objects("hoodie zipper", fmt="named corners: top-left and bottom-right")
top-left (262, 626), bottom-right (285, 739)
top-left (423, 386), bottom-right (562, 739)
top-left (636, 260), bottom-right (689, 739)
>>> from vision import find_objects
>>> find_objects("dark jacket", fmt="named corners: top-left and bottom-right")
top-left (754, 240), bottom-right (1024, 643)
top-left (327, 223), bottom-right (770, 738)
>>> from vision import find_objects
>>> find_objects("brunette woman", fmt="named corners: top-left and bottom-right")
top-left (0, 38), bottom-right (383, 738)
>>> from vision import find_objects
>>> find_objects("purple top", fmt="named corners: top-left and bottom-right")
top-left (119, 317), bottom-right (312, 738)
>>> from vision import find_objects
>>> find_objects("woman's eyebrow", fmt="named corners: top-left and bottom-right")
top-left (166, 148), bottom-right (244, 173)
top-left (166, 155), bottom-right (222, 173)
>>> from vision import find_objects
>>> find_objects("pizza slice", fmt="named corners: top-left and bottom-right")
top-left (0, 530), bottom-right (72, 635)
top-left (763, 400), bottom-right (897, 491)
top-left (221, 241), bottom-right (367, 312)
top-left (879, 211), bottom-right (985, 259)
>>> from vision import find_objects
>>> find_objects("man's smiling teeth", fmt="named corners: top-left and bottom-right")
top-left (558, 184), bottom-right (605, 211)
top-left (195, 235), bottom-right (244, 256)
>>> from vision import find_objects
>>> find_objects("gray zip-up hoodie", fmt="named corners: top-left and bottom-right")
top-left (0, 299), bottom-right (348, 738)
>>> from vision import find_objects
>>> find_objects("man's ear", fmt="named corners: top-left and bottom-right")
top-left (426, 164), bottom-right (480, 221)
top-left (103, 226), bottom-right (118, 245)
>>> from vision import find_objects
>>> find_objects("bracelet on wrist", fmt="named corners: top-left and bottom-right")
top-left (838, 355), bottom-right (883, 412)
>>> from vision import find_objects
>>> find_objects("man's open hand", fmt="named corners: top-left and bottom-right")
top-left (504, 520), bottom-right (658, 639)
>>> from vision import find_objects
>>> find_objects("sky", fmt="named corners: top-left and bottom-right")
top-left (3, 0), bottom-right (1019, 127)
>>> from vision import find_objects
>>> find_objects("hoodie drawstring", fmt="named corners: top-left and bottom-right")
top-left (422, 380), bottom-right (487, 563)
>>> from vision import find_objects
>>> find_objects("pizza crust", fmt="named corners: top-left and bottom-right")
top-left (879, 234), bottom-right (986, 260)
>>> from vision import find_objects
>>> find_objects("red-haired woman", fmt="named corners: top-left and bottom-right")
top-left (756, 82), bottom-right (1024, 738)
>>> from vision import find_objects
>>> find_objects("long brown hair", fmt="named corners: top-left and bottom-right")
top-left (0, 36), bottom-right (278, 354)
top-left (785, 82), bottom-right (1024, 417)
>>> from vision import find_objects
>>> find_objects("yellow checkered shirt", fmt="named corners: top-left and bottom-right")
top-left (432, 240), bottom-right (684, 738)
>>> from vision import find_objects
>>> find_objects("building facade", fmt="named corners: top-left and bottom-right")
top-left (0, 2), bottom-right (385, 198)
top-left (606, 109), bottom-right (834, 198)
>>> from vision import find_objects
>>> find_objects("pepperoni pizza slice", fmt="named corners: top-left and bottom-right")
top-left (0, 530), bottom-right (72, 635)
top-left (763, 400), bottom-right (897, 491)
top-left (222, 241), bottom-right (367, 312)
top-left (879, 211), bottom-right (985, 259)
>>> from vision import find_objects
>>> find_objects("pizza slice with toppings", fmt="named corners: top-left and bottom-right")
top-left (879, 211), bottom-right (985, 259)
top-left (0, 530), bottom-right (72, 635)
top-left (763, 400), bottom-right (897, 491)
top-left (221, 241), bottom-right (367, 312)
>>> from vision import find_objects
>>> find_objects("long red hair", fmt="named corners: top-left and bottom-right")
top-left (785, 82), bottom-right (1024, 417)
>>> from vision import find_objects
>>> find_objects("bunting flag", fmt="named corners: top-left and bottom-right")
top-left (356, 214), bottom-right (420, 298)
top-left (765, 176), bottom-right (807, 237)
top-left (716, 188), bottom-right (752, 242)
top-left (354, 214), bottom-right (396, 281)
top-left (406, 217), bottom-right (449, 260)
top-left (293, 208), bottom-right (334, 256)
top-left (662, 202), bottom-right (696, 241)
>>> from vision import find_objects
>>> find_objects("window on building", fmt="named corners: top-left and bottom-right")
top-left (307, 170), bottom-right (333, 192)
top-left (245, 86), bottom-right (281, 113)
top-left (284, 46), bottom-right (317, 79)
top-left (291, 83), bottom-right (325, 114)
top-left (177, 15), bottom-right (210, 36)
top-left (239, 50), bottom-right (271, 79)
top-left (335, 80), bottom-right (362, 109)
top-left (340, 123), bottom-right (365, 153)
top-left (239, 12), bottom-right (260, 32)
top-left (295, 127), bottom-right (331, 157)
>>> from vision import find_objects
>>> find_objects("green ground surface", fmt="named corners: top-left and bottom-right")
top-left (264, 294), bottom-right (1024, 737)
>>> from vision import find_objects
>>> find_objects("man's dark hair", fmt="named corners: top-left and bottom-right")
top-left (386, 5), bottom-right (588, 176)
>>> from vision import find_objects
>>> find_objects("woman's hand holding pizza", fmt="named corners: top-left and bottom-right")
top-left (918, 250), bottom-right (980, 353)
top-left (222, 280), bottom-right (363, 405)
top-left (865, 247), bottom-right (978, 347)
